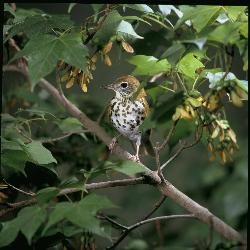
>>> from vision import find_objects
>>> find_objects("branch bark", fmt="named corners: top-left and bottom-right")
top-left (2, 64), bottom-right (246, 245)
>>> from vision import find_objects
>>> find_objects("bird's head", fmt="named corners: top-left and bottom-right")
top-left (104, 75), bottom-right (140, 98)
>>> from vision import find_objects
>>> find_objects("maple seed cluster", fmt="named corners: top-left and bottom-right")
top-left (101, 39), bottom-right (134, 67)
top-left (58, 56), bottom-right (96, 93)
top-left (58, 39), bottom-right (134, 92)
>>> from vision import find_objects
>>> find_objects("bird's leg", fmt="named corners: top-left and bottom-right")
top-left (109, 134), bottom-right (121, 153)
top-left (129, 134), bottom-right (141, 162)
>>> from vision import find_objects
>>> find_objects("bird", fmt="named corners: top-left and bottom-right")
top-left (104, 75), bottom-right (150, 161)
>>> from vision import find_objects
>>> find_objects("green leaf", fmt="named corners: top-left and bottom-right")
top-left (208, 22), bottom-right (241, 45)
top-left (1, 150), bottom-right (28, 174)
top-left (161, 43), bottom-right (186, 65)
top-left (44, 194), bottom-right (115, 238)
top-left (36, 187), bottom-right (60, 204)
top-left (93, 10), bottom-right (122, 43)
top-left (224, 6), bottom-right (247, 22)
top-left (128, 55), bottom-right (171, 76)
top-left (43, 202), bottom-right (73, 233)
top-left (112, 160), bottom-right (145, 177)
top-left (176, 53), bottom-right (204, 79)
top-left (0, 219), bottom-right (20, 247)
top-left (181, 38), bottom-right (207, 50)
top-left (124, 4), bottom-right (154, 13)
top-left (176, 5), bottom-right (222, 32)
top-left (58, 117), bottom-right (83, 132)
top-left (117, 20), bottom-right (143, 40)
top-left (18, 206), bottom-right (46, 244)
top-left (0, 206), bottom-right (47, 246)
top-left (5, 14), bottom-right (73, 42)
top-left (22, 141), bottom-right (57, 165)
top-left (12, 32), bottom-right (88, 89)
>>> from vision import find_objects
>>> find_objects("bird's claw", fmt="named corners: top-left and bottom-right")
top-left (109, 137), bottom-right (118, 153)
top-left (128, 154), bottom-right (141, 163)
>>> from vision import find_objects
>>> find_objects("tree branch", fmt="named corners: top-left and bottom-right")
top-left (106, 214), bottom-right (195, 249)
top-left (0, 177), bottom-right (145, 217)
top-left (2, 63), bottom-right (246, 245)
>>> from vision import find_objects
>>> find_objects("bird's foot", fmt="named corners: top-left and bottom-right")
top-left (108, 137), bottom-right (118, 153)
top-left (128, 154), bottom-right (141, 163)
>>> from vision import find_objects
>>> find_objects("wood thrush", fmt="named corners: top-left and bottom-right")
top-left (104, 75), bottom-right (150, 161)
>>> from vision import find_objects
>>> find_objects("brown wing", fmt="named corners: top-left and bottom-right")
top-left (135, 88), bottom-right (150, 117)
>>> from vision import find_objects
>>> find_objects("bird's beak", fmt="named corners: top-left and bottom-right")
top-left (102, 83), bottom-right (114, 90)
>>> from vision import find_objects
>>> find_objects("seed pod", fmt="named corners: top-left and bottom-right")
top-left (121, 40), bottom-right (134, 53)
top-left (72, 67), bottom-right (80, 77)
top-left (211, 126), bottom-right (220, 139)
top-left (80, 73), bottom-right (88, 92)
top-left (66, 77), bottom-right (75, 89)
top-left (61, 71), bottom-right (70, 82)
top-left (227, 128), bottom-right (237, 144)
top-left (90, 62), bottom-right (96, 71)
top-left (104, 54), bottom-right (112, 66)
top-left (91, 54), bottom-right (98, 63)
top-left (207, 142), bottom-right (213, 152)
top-left (102, 41), bottom-right (113, 54)
top-left (219, 150), bottom-right (227, 163)
top-left (230, 90), bottom-right (243, 107)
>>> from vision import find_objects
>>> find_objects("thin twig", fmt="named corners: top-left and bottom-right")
top-left (140, 195), bottom-right (167, 221)
top-left (97, 213), bottom-right (128, 230)
top-left (40, 130), bottom-right (89, 144)
top-left (3, 179), bottom-right (35, 196)
top-left (106, 214), bottom-right (195, 249)
top-left (160, 126), bottom-right (203, 171)
top-left (158, 120), bottom-right (179, 151)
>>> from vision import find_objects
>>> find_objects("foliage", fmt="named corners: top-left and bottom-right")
top-left (2, 3), bottom-right (248, 250)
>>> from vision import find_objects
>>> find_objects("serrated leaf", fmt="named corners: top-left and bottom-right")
top-left (128, 55), bottom-right (171, 76)
top-left (12, 32), bottom-right (88, 89)
top-left (93, 10), bottom-right (122, 43)
top-left (176, 53), bottom-right (204, 79)
top-left (5, 14), bottom-right (73, 42)
top-left (36, 187), bottom-right (59, 204)
top-left (175, 5), bottom-right (222, 32)
top-left (208, 22), bottom-right (242, 45)
top-left (21, 141), bottom-right (57, 165)
top-left (116, 20), bottom-right (143, 40)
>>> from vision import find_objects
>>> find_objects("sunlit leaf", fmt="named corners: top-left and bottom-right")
top-left (128, 55), bottom-right (171, 76)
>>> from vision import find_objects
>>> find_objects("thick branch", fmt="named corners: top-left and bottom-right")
top-left (157, 180), bottom-right (244, 243)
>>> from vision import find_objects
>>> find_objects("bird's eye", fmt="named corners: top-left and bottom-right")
top-left (121, 82), bottom-right (128, 88)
